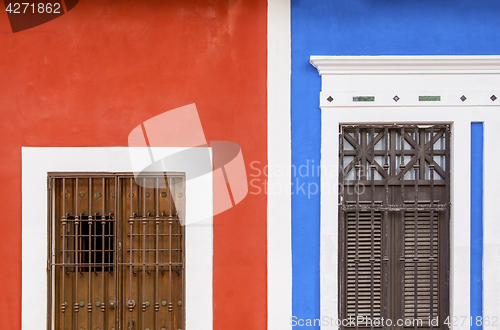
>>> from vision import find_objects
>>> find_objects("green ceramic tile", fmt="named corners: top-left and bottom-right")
top-left (353, 96), bottom-right (375, 102)
top-left (419, 96), bottom-right (441, 101)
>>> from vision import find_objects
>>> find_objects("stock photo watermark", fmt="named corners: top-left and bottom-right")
top-left (290, 315), bottom-right (499, 327)
top-left (249, 160), bottom-right (368, 198)
top-left (290, 315), bottom-right (439, 327)
top-left (4, 1), bottom-right (80, 33)
top-left (128, 103), bottom-right (248, 224)
top-left (126, 104), bottom-right (377, 223)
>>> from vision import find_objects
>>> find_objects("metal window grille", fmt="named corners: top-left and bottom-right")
top-left (47, 173), bottom-right (186, 330)
top-left (339, 125), bottom-right (450, 330)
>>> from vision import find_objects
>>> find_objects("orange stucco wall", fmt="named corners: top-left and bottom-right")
top-left (0, 0), bottom-right (267, 328)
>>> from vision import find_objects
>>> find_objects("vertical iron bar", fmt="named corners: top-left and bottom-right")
top-left (88, 178), bottom-right (93, 329)
top-left (413, 128), bottom-right (419, 330)
top-left (101, 178), bottom-right (106, 329)
top-left (400, 128), bottom-right (406, 327)
top-left (109, 180), bottom-right (113, 276)
top-left (174, 178), bottom-right (181, 330)
top-left (370, 127), bottom-right (375, 330)
top-left (339, 127), bottom-right (346, 326)
top-left (354, 127), bottom-right (360, 330)
top-left (146, 182), bottom-right (150, 273)
top-left (74, 178), bottom-right (80, 330)
top-left (383, 127), bottom-right (389, 330)
top-left (429, 127), bottom-right (435, 329)
top-left (128, 178), bottom-right (134, 320)
top-left (114, 177), bottom-right (119, 330)
top-left (155, 178), bottom-right (160, 330)
top-left (168, 176), bottom-right (174, 328)
top-left (61, 179), bottom-right (67, 328)
top-left (142, 178), bottom-right (147, 330)
top-left (161, 177), bottom-right (165, 275)
top-left (93, 184), bottom-right (97, 276)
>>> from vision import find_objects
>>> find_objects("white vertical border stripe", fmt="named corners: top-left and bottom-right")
top-left (22, 147), bottom-right (213, 330)
top-left (483, 118), bottom-right (500, 326)
top-left (320, 110), bottom-right (339, 326)
top-left (268, 0), bottom-right (292, 329)
top-left (311, 55), bottom-right (500, 330)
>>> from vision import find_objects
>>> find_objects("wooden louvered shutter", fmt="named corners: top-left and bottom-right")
top-left (346, 211), bottom-right (382, 320)
top-left (403, 212), bottom-right (439, 326)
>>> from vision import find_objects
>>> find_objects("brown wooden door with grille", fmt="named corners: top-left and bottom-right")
top-left (49, 174), bottom-right (185, 330)
top-left (339, 125), bottom-right (450, 330)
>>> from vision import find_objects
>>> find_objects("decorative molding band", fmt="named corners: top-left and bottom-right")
top-left (320, 91), bottom-right (500, 107)
top-left (310, 55), bottom-right (500, 75)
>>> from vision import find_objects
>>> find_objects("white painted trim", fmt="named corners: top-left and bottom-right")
top-left (268, 0), bottom-right (292, 329)
top-left (482, 120), bottom-right (500, 327)
top-left (310, 55), bottom-right (500, 75)
top-left (320, 110), bottom-right (339, 327)
top-left (22, 147), bottom-right (213, 330)
top-left (312, 55), bottom-right (500, 330)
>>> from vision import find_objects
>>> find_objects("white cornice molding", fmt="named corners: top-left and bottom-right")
top-left (311, 55), bottom-right (500, 107)
top-left (310, 55), bottom-right (500, 75)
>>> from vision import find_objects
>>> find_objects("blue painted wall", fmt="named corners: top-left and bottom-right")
top-left (291, 0), bottom-right (499, 327)
top-left (471, 123), bottom-right (484, 330)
